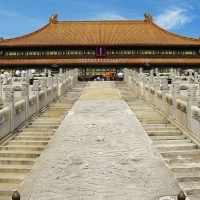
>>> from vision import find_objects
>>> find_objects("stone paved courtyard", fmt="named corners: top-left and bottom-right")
top-left (19, 82), bottom-right (181, 200)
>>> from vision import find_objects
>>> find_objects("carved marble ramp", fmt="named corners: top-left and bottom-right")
top-left (19, 81), bottom-right (180, 200)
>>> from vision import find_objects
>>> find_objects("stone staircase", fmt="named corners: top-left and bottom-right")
top-left (116, 82), bottom-right (200, 200)
top-left (0, 82), bottom-right (87, 199)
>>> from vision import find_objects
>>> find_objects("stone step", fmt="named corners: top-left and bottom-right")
top-left (1, 145), bottom-right (45, 151)
top-left (147, 130), bottom-right (182, 136)
top-left (160, 149), bottom-right (200, 157)
top-left (156, 143), bottom-right (196, 151)
top-left (42, 113), bottom-right (65, 117)
top-left (133, 112), bottom-right (162, 115)
top-left (0, 157), bottom-right (36, 165)
top-left (48, 106), bottom-right (71, 109)
top-left (144, 127), bottom-right (179, 131)
top-left (140, 120), bottom-right (170, 124)
top-left (187, 194), bottom-right (200, 200)
top-left (180, 181), bottom-right (200, 195)
top-left (174, 171), bottom-right (200, 182)
top-left (29, 122), bottom-right (60, 125)
top-left (46, 110), bottom-right (69, 113)
top-left (142, 124), bottom-right (175, 128)
top-left (150, 135), bottom-right (187, 140)
top-left (169, 163), bottom-right (200, 172)
top-left (133, 111), bottom-right (162, 114)
top-left (13, 136), bottom-right (52, 141)
top-left (35, 117), bottom-right (63, 121)
top-left (138, 117), bottom-right (167, 121)
top-left (23, 128), bottom-right (56, 132)
top-left (129, 106), bottom-right (152, 109)
top-left (0, 150), bottom-right (41, 158)
top-left (7, 140), bottom-right (49, 146)
top-left (0, 183), bottom-right (19, 195)
top-left (165, 156), bottom-right (200, 164)
top-left (153, 139), bottom-right (191, 144)
top-left (26, 124), bottom-right (59, 129)
top-left (0, 173), bottom-right (27, 184)
top-left (0, 195), bottom-right (14, 200)
top-left (17, 132), bottom-right (54, 136)
top-left (0, 165), bottom-right (31, 173)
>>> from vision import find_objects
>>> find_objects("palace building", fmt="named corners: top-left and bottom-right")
top-left (0, 13), bottom-right (200, 79)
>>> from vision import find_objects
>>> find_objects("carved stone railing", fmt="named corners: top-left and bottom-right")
top-left (0, 68), bottom-right (78, 141)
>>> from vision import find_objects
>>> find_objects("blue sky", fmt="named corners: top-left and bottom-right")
top-left (0, 0), bottom-right (200, 39)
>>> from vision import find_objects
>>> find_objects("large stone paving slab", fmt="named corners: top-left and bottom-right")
top-left (19, 82), bottom-right (181, 200)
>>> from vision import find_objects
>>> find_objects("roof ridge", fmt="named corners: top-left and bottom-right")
top-left (57, 20), bottom-right (144, 23)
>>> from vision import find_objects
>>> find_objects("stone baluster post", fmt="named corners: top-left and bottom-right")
top-left (71, 70), bottom-right (75, 85)
top-left (60, 75), bottom-right (65, 96)
top-left (59, 68), bottom-right (63, 75)
top-left (41, 78), bottom-right (47, 105)
top-left (76, 68), bottom-right (79, 83)
top-left (153, 77), bottom-right (160, 106)
top-left (172, 82), bottom-right (180, 120)
top-left (143, 75), bottom-right (149, 100)
top-left (69, 70), bottom-right (72, 88)
top-left (48, 76), bottom-right (54, 102)
top-left (149, 70), bottom-right (154, 85)
top-left (25, 70), bottom-right (30, 84)
top-left (21, 83), bottom-right (29, 121)
top-left (0, 76), bottom-right (2, 97)
top-left (169, 69), bottom-right (175, 94)
top-left (133, 71), bottom-right (138, 91)
top-left (155, 68), bottom-right (159, 76)
top-left (137, 73), bottom-right (143, 98)
top-left (161, 78), bottom-right (169, 112)
top-left (4, 86), bottom-right (15, 132)
top-left (177, 70), bottom-right (180, 77)
top-left (48, 69), bottom-right (51, 78)
top-left (129, 70), bottom-right (133, 89)
top-left (32, 80), bottom-right (40, 112)
top-left (9, 71), bottom-right (12, 85)
top-left (44, 68), bottom-right (47, 75)
top-left (194, 72), bottom-right (198, 83)
top-left (173, 69), bottom-right (177, 77)
top-left (64, 72), bottom-right (68, 93)
top-left (53, 75), bottom-right (59, 98)
top-left (75, 69), bottom-right (78, 84)
top-left (187, 86), bottom-right (198, 131)
top-left (188, 70), bottom-right (193, 84)
top-left (3, 74), bottom-right (8, 85)
top-left (29, 69), bottom-right (33, 79)
top-left (198, 77), bottom-right (200, 98)
top-left (170, 68), bottom-right (173, 78)
top-left (65, 71), bottom-right (69, 91)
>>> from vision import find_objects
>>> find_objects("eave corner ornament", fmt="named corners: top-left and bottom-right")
top-left (144, 13), bottom-right (153, 23)
top-left (49, 14), bottom-right (58, 23)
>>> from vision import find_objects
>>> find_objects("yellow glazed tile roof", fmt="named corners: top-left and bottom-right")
top-left (0, 17), bottom-right (200, 47)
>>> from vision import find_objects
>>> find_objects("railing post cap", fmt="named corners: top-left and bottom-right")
top-left (12, 191), bottom-right (20, 200)
top-left (177, 191), bottom-right (186, 200)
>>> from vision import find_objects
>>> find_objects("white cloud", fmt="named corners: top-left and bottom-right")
top-left (154, 8), bottom-right (192, 30)
top-left (93, 12), bottom-right (126, 20)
